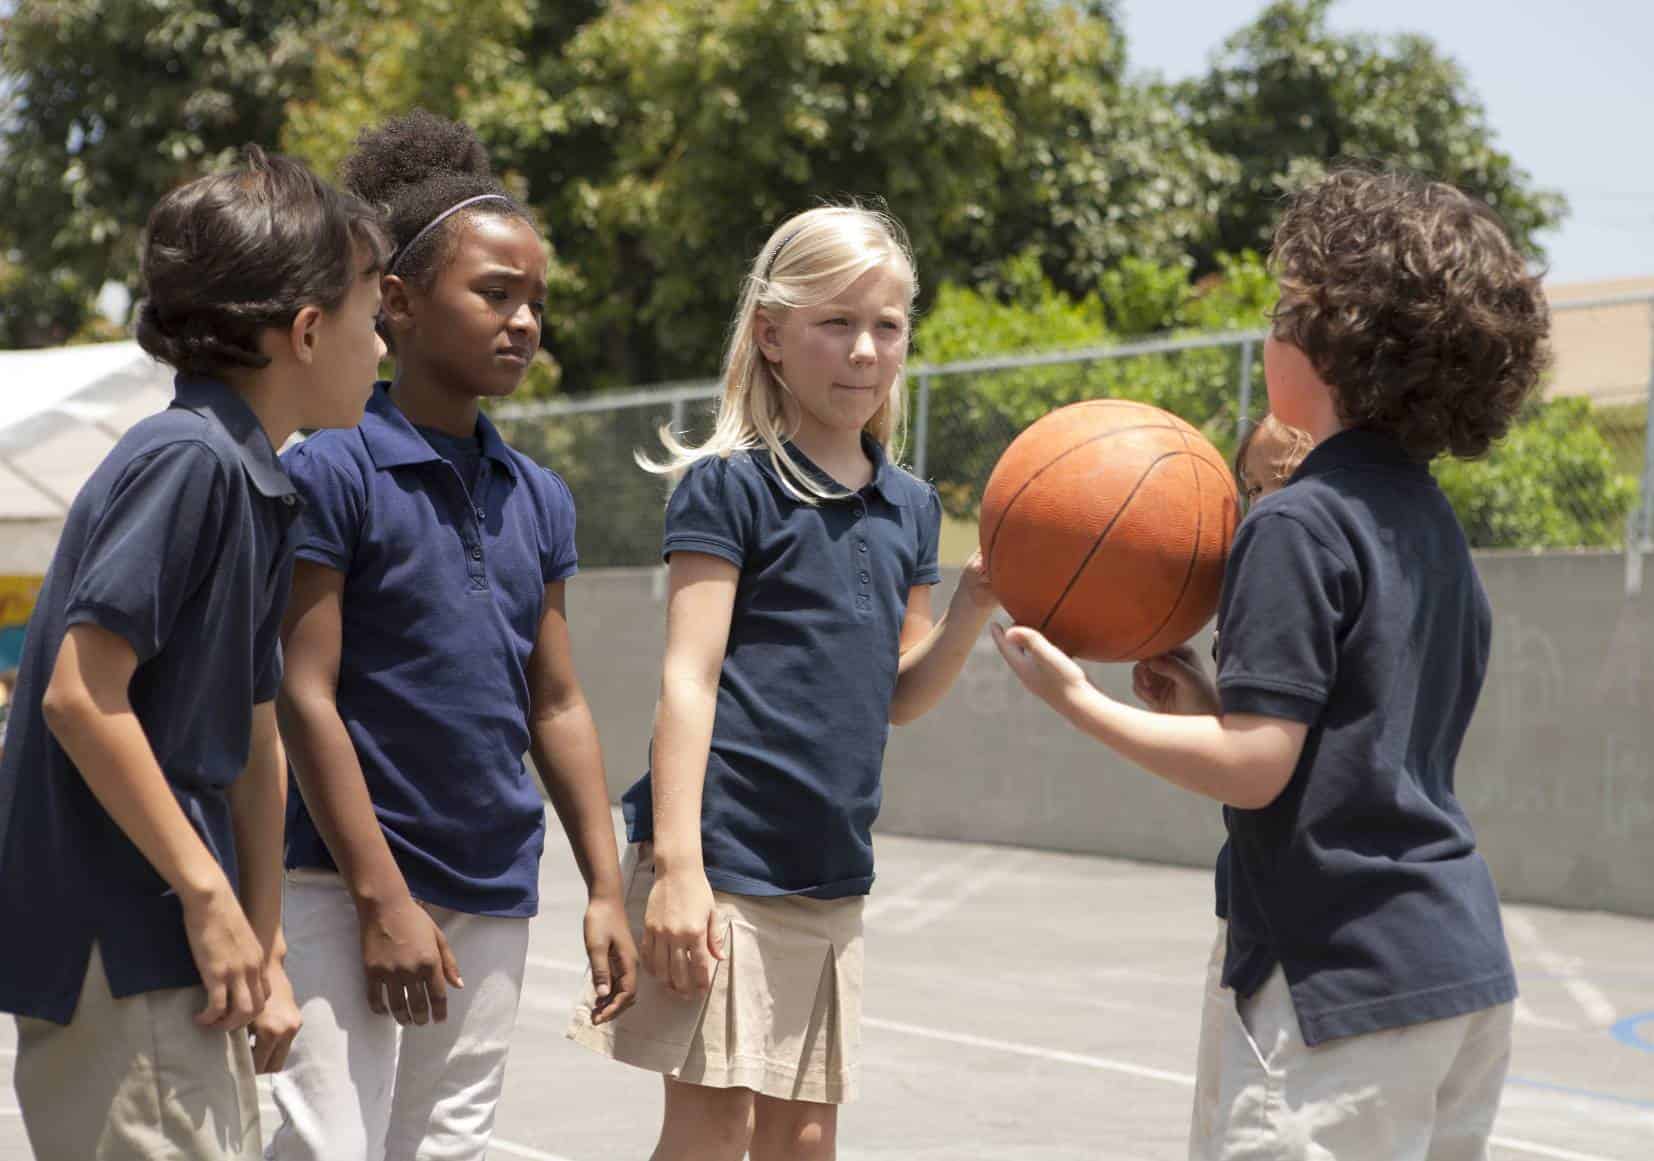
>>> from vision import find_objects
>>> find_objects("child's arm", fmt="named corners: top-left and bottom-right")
top-left (42, 624), bottom-right (269, 1030)
top-left (277, 561), bottom-right (462, 1025)
top-left (889, 550), bottom-right (998, 724)
top-left (993, 624), bottom-right (1306, 810)
top-left (644, 551), bottom-right (739, 1000)
top-left (232, 701), bottom-right (302, 1071)
top-left (527, 581), bottom-right (637, 1025)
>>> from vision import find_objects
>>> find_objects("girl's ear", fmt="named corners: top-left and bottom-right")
top-left (380, 274), bottom-right (416, 335)
top-left (754, 308), bottom-right (785, 365)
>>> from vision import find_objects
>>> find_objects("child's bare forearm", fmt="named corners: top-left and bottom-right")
top-left (1055, 684), bottom-right (1301, 809)
top-left (892, 597), bottom-right (992, 724)
top-left (275, 688), bottom-right (408, 912)
top-left (230, 704), bottom-right (287, 961)
top-left (43, 632), bottom-right (228, 906)
top-left (648, 675), bottom-right (718, 877)
top-left (531, 698), bottom-right (622, 900)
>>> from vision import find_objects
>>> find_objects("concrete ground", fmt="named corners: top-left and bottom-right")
top-left (3, 814), bottom-right (1651, 1160)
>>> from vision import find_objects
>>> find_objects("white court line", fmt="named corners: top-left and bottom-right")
top-left (529, 954), bottom-right (589, 975)
top-left (1491, 1138), bottom-right (1637, 1161)
top-left (521, 954), bottom-right (1632, 1161)
top-left (864, 1015), bottom-right (1196, 1087)
top-left (1505, 912), bottom-right (1619, 1026)
top-left (878, 852), bottom-right (1031, 934)
top-left (1514, 998), bottom-right (1579, 1032)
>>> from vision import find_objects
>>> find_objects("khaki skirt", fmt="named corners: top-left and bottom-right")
top-left (566, 843), bottom-right (865, 1104)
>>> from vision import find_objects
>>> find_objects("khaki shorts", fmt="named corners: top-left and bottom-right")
top-left (13, 942), bottom-right (260, 1161)
top-left (1189, 922), bottom-right (1513, 1161)
top-left (567, 843), bottom-right (865, 1104)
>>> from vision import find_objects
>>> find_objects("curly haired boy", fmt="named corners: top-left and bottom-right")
top-left (995, 166), bottom-right (1549, 1160)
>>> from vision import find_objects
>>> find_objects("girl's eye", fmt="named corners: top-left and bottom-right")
top-left (822, 317), bottom-right (849, 327)
top-left (530, 301), bottom-right (546, 315)
top-left (481, 288), bottom-right (509, 302)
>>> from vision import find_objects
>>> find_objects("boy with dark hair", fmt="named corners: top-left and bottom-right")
top-left (996, 167), bottom-right (1549, 1160)
top-left (0, 147), bottom-right (388, 1159)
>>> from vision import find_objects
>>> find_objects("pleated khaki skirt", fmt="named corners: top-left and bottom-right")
top-left (566, 842), bottom-right (865, 1104)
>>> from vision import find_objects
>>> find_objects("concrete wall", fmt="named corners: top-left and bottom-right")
top-left (567, 551), bottom-right (1654, 918)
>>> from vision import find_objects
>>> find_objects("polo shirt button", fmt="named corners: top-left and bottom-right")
top-left (281, 495), bottom-right (297, 507)
top-left (859, 570), bottom-right (870, 583)
top-left (471, 547), bottom-right (483, 561)
top-left (475, 507), bottom-right (485, 520)
top-left (857, 542), bottom-right (868, 553)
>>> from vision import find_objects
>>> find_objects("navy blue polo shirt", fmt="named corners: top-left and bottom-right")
top-left (281, 384), bottom-right (577, 917)
top-left (0, 378), bottom-right (302, 1024)
top-left (1214, 427), bottom-right (1516, 1045)
top-left (621, 438), bottom-right (942, 898)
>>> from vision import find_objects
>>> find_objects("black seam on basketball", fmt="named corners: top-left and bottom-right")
top-left (1121, 430), bottom-right (1205, 658)
top-left (981, 421), bottom-right (1186, 573)
top-left (1037, 448), bottom-right (1188, 638)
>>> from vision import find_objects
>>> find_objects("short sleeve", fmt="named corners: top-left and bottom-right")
top-left (539, 469), bottom-right (579, 583)
top-left (65, 441), bottom-right (230, 663)
top-left (282, 440), bottom-right (364, 573)
top-left (913, 484), bottom-right (943, 586)
top-left (661, 457), bottom-right (754, 568)
top-left (1216, 511), bottom-right (1355, 724)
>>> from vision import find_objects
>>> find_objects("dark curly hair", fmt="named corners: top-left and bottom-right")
top-left (339, 109), bottom-right (533, 291)
top-left (135, 146), bottom-right (389, 377)
top-left (1268, 167), bottom-right (1550, 461)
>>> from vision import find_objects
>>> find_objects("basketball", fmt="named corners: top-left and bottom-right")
top-left (979, 400), bottom-right (1240, 662)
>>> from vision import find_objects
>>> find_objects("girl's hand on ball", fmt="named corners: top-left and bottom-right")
top-left (955, 550), bottom-right (998, 616)
top-left (992, 623), bottom-right (1091, 709)
top-left (1131, 646), bottom-right (1220, 716)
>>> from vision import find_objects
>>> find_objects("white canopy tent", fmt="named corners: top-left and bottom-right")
top-left (0, 341), bottom-right (175, 573)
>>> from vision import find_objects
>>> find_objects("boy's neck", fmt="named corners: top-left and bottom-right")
top-left (388, 368), bottom-right (482, 439)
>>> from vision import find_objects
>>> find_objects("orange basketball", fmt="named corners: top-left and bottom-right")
top-left (979, 399), bottom-right (1239, 662)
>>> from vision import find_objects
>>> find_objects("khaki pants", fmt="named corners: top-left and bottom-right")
top-left (1190, 923), bottom-right (1513, 1161)
top-left (14, 943), bottom-right (259, 1161)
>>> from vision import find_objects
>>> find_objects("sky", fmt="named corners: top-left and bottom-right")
top-left (1116, 0), bottom-right (1654, 286)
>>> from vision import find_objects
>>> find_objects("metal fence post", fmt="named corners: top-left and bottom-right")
top-left (1236, 337), bottom-right (1255, 443)
top-left (1630, 302), bottom-right (1654, 596)
top-left (913, 372), bottom-right (932, 479)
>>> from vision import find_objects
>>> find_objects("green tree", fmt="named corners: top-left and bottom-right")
top-left (1181, 0), bottom-right (1566, 264)
top-left (518, 0), bottom-right (1232, 389)
top-left (1434, 398), bottom-right (1639, 549)
top-left (0, 0), bottom-right (321, 345)
top-left (913, 251), bottom-right (1274, 516)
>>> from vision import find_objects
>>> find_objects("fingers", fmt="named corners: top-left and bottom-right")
top-left (706, 912), bottom-right (726, 962)
top-left (645, 927), bottom-right (671, 984)
top-left (197, 977), bottom-right (229, 1028)
top-left (385, 980), bottom-right (413, 1026)
top-left (666, 941), bottom-right (692, 998)
top-left (609, 942), bottom-right (639, 1019)
top-left (588, 939), bottom-right (613, 1003)
top-left (366, 975), bottom-right (389, 1016)
top-left (406, 973), bottom-right (433, 1026)
top-left (437, 927), bottom-right (464, 990)
top-left (211, 974), bottom-right (257, 1033)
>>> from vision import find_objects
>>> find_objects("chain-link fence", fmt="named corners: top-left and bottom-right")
top-left (494, 292), bottom-right (1654, 588)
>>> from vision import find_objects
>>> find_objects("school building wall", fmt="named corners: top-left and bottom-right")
top-left (567, 550), bottom-right (1654, 919)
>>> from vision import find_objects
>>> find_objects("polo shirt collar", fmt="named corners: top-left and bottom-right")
top-left (171, 376), bottom-right (295, 500)
top-left (1290, 427), bottom-right (1431, 484)
top-left (755, 432), bottom-right (907, 505)
top-left (360, 382), bottom-right (519, 478)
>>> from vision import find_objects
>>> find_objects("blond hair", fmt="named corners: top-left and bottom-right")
top-left (638, 205), bottom-right (918, 502)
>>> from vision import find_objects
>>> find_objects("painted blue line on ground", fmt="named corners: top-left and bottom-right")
top-left (1507, 1075), bottom-right (1654, 1110)
top-left (1609, 1011), bottom-right (1654, 1054)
